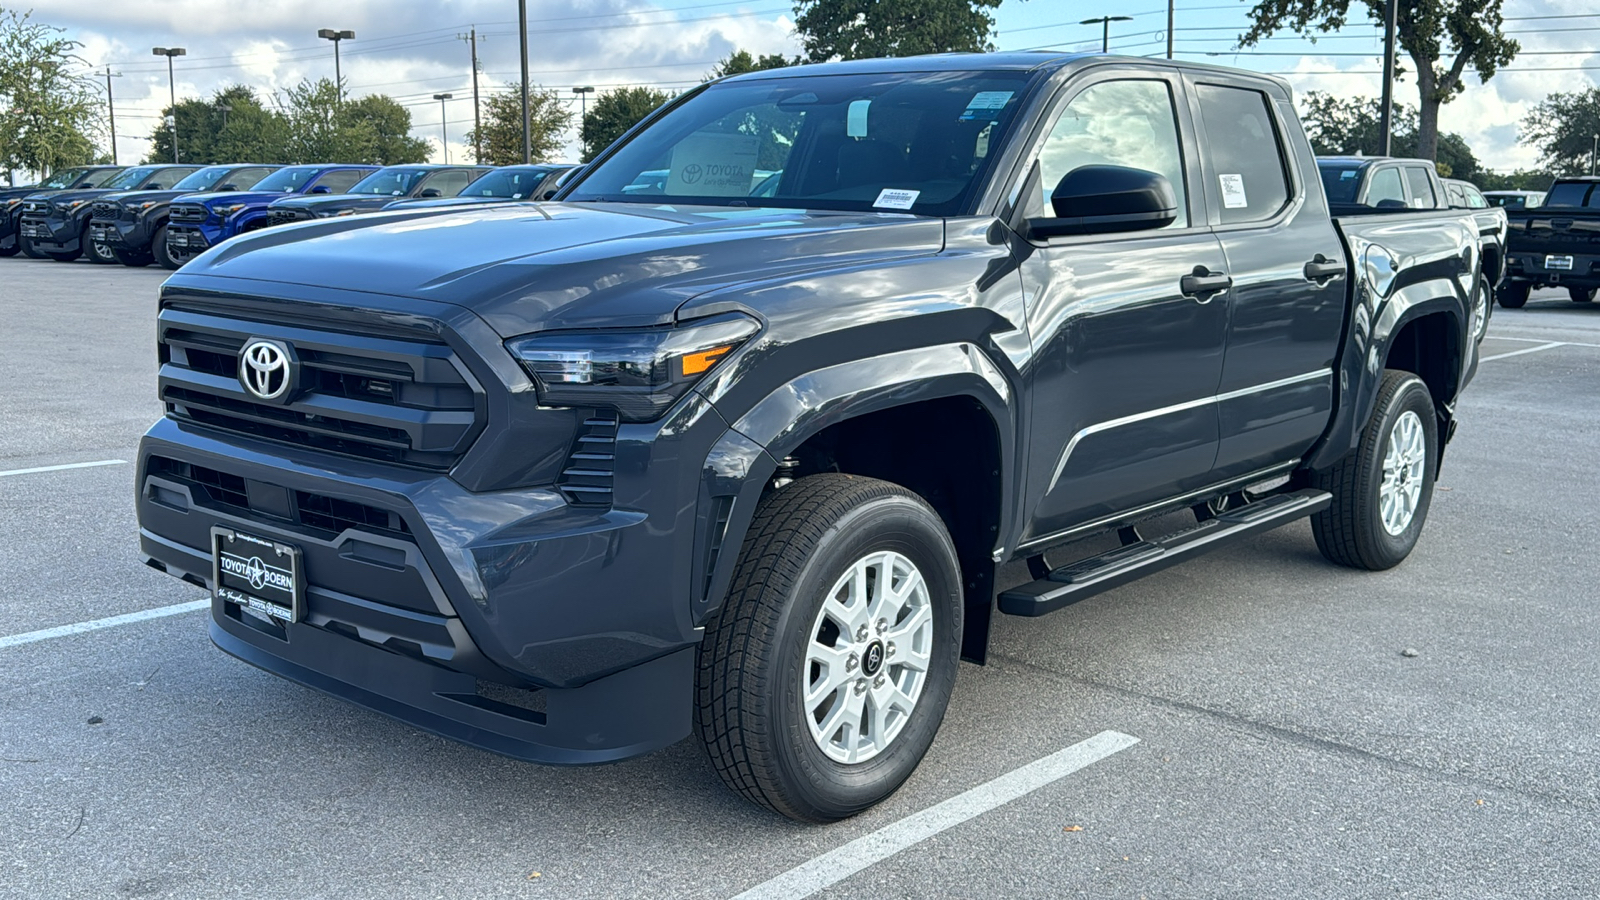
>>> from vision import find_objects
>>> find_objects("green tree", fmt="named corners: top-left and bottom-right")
top-left (466, 82), bottom-right (574, 165)
top-left (709, 49), bottom-right (794, 78)
top-left (146, 85), bottom-right (288, 164)
top-left (1299, 91), bottom-right (1479, 179)
top-left (581, 86), bottom-right (670, 162)
top-left (793, 0), bottom-right (1004, 62)
top-left (277, 78), bottom-right (428, 164)
top-left (1241, 0), bottom-right (1518, 162)
top-left (0, 7), bottom-right (101, 176)
top-left (1474, 169), bottom-right (1555, 192)
top-left (1521, 89), bottom-right (1600, 177)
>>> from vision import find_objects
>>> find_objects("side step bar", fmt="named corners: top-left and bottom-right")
top-left (998, 489), bottom-right (1331, 618)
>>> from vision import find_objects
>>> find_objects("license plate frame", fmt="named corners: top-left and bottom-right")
top-left (1546, 254), bottom-right (1575, 271)
top-left (166, 231), bottom-right (188, 248)
top-left (211, 528), bottom-right (304, 624)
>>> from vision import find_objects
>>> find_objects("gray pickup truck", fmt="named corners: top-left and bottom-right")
top-left (136, 53), bottom-right (1494, 822)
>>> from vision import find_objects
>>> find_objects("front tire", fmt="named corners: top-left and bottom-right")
top-left (85, 236), bottom-right (117, 264)
top-left (1310, 370), bottom-right (1438, 570)
top-left (113, 247), bottom-right (153, 267)
top-left (19, 235), bottom-right (45, 259)
top-left (155, 224), bottom-right (183, 270)
top-left (696, 474), bottom-right (963, 822)
top-left (1497, 282), bottom-right (1530, 309)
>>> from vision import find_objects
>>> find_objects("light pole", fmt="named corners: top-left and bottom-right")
top-left (1591, 134), bottom-right (1598, 176)
top-left (151, 47), bottom-right (185, 163)
top-left (1378, 0), bottom-right (1398, 155)
top-left (459, 27), bottom-right (483, 163)
top-left (317, 29), bottom-right (355, 100)
top-left (573, 85), bottom-right (594, 123)
top-left (1166, 0), bottom-right (1174, 59)
top-left (1080, 16), bottom-right (1132, 54)
top-left (433, 94), bottom-right (453, 164)
top-left (518, 0), bottom-right (531, 164)
top-left (104, 67), bottom-right (122, 165)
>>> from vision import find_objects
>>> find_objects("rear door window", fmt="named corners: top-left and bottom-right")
top-left (1366, 167), bottom-right (1405, 207)
top-left (1403, 167), bottom-right (1437, 208)
top-left (1194, 84), bottom-right (1290, 225)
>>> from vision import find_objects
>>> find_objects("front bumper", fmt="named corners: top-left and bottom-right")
top-left (164, 224), bottom-right (213, 258)
top-left (88, 217), bottom-right (150, 253)
top-left (18, 214), bottom-right (82, 251)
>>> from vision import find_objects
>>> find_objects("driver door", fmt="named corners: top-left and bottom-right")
top-left (1015, 69), bottom-right (1229, 543)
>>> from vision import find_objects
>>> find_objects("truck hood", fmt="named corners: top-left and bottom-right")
top-left (271, 194), bottom-right (398, 215)
top-left (23, 188), bottom-right (116, 205)
top-left (101, 189), bottom-right (190, 205)
top-left (181, 190), bottom-right (290, 210)
top-left (179, 201), bottom-right (946, 336)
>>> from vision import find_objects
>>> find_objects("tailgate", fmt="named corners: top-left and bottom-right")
top-left (1509, 211), bottom-right (1600, 258)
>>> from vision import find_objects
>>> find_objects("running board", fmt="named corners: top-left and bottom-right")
top-left (998, 489), bottom-right (1331, 618)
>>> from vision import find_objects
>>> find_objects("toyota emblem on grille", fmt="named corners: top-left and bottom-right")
top-left (238, 339), bottom-right (297, 402)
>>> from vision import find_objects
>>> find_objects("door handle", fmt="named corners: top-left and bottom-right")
top-left (1303, 255), bottom-right (1346, 283)
top-left (1180, 267), bottom-right (1232, 301)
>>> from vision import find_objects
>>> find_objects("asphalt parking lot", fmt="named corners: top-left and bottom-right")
top-left (3, 256), bottom-right (1599, 899)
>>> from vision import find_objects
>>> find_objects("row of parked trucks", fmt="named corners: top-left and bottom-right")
top-left (0, 162), bottom-right (575, 268)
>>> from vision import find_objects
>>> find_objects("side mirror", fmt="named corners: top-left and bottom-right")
top-left (146, 183), bottom-right (165, 191)
top-left (540, 190), bottom-right (558, 201)
top-left (1027, 165), bottom-right (1178, 238)
top-left (418, 188), bottom-right (442, 198)
top-left (218, 183), bottom-right (238, 192)
top-left (310, 185), bottom-right (331, 194)
top-left (1374, 198), bottom-right (1407, 210)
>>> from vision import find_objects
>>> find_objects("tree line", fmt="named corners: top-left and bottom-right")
top-left (4, 0), bottom-right (1595, 189)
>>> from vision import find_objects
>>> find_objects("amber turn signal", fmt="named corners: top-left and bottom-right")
top-left (679, 345), bottom-right (734, 377)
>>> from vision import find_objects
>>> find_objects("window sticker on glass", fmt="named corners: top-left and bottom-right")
top-left (666, 133), bottom-right (762, 196)
top-left (1219, 173), bottom-right (1249, 209)
top-left (873, 188), bottom-right (920, 210)
top-left (959, 91), bottom-right (1014, 121)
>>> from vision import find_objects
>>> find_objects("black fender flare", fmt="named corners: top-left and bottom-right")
top-left (692, 343), bottom-right (1016, 637)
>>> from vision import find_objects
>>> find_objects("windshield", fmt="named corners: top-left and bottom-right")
top-left (564, 71), bottom-right (1036, 216)
top-left (462, 167), bottom-right (556, 198)
top-left (349, 168), bottom-right (429, 195)
top-left (1319, 164), bottom-right (1363, 204)
top-left (104, 166), bottom-right (160, 190)
top-left (173, 167), bottom-right (231, 191)
top-left (39, 167), bottom-right (92, 190)
top-left (1544, 182), bottom-right (1600, 208)
top-left (250, 166), bottom-right (316, 192)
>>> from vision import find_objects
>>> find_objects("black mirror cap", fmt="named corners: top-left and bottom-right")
top-left (1030, 165), bottom-right (1178, 238)
top-left (310, 185), bottom-right (331, 194)
top-left (218, 184), bottom-right (238, 192)
top-left (419, 188), bottom-right (442, 198)
top-left (1375, 197), bottom-right (1408, 210)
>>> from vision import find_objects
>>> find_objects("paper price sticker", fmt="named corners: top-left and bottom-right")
top-left (1219, 174), bottom-right (1249, 209)
top-left (959, 91), bottom-right (1014, 121)
top-left (873, 188), bottom-right (921, 210)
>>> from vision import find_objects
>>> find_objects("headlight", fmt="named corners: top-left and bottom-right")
top-left (333, 209), bottom-right (356, 217)
top-left (137, 201), bottom-right (160, 211)
top-left (506, 314), bottom-right (760, 422)
top-left (3, 199), bottom-right (18, 210)
top-left (220, 204), bottom-right (247, 216)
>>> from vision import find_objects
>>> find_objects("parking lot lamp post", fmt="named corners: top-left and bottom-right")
top-left (519, 0), bottom-right (531, 164)
top-left (317, 29), bottom-right (355, 101)
top-left (1591, 134), bottom-right (1597, 176)
top-left (434, 94), bottom-right (453, 164)
top-left (152, 47), bottom-right (185, 163)
top-left (573, 85), bottom-right (594, 123)
top-left (1079, 16), bottom-right (1132, 53)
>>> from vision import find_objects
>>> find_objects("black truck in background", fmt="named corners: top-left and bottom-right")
top-left (136, 54), bottom-right (1492, 823)
top-left (19, 164), bottom-right (201, 262)
top-left (1499, 176), bottom-right (1600, 307)
top-left (89, 164), bottom-right (281, 268)
top-left (2, 166), bottom-right (125, 258)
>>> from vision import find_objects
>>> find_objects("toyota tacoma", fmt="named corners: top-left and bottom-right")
top-left (3, 165), bottom-right (125, 258)
top-left (164, 165), bottom-right (379, 268)
top-left (1499, 176), bottom-right (1600, 307)
top-left (137, 54), bottom-right (1493, 822)
top-left (19, 164), bottom-right (201, 263)
top-left (89, 164), bottom-right (281, 268)
top-left (262, 164), bottom-right (493, 225)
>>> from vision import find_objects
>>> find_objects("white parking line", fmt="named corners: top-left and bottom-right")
top-left (1480, 341), bottom-right (1566, 363)
top-left (0, 459), bottom-right (127, 478)
top-left (0, 599), bottom-right (208, 651)
top-left (729, 730), bottom-right (1140, 900)
top-left (1490, 335), bottom-right (1600, 349)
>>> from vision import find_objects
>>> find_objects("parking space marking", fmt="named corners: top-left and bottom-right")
top-left (0, 459), bottom-right (127, 478)
top-left (1489, 335), bottom-right (1600, 349)
top-left (728, 730), bottom-right (1139, 900)
top-left (0, 599), bottom-right (208, 651)
top-left (1480, 341), bottom-right (1566, 363)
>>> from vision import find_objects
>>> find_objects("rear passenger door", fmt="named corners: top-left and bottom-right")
top-left (1404, 165), bottom-right (1441, 209)
top-left (1186, 74), bottom-right (1344, 483)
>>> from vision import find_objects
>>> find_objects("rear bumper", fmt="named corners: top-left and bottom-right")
top-left (1506, 251), bottom-right (1600, 287)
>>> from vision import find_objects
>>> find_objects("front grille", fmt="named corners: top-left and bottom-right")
top-left (90, 200), bottom-right (121, 221)
top-left (21, 200), bottom-right (48, 215)
top-left (170, 204), bottom-right (208, 223)
top-left (267, 208), bottom-right (308, 226)
top-left (158, 307), bottom-right (482, 470)
top-left (150, 457), bottom-right (412, 538)
top-left (558, 413), bottom-right (619, 505)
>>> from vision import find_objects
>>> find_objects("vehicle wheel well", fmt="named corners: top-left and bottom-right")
top-left (781, 397), bottom-right (1002, 662)
top-left (1481, 245), bottom-right (1501, 287)
top-left (1384, 311), bottom-right (1460, 407)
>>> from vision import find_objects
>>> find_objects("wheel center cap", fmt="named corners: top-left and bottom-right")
top-left (862, 640), bottom-right (885, 677)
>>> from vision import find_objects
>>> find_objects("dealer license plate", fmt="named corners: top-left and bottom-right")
top-left (1546, 254), bottom-right (1574, 271)
top-left (211, 528), bottom-right (304, 623)
top-left (166, 231), bottom-right (188, 248)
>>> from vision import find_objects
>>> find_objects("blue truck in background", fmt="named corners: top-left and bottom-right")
top-left (164, 165), bottom-right (377, 269)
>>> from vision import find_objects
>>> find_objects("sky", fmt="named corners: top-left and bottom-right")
top-left (20, 0), bottom-right (1600, 173)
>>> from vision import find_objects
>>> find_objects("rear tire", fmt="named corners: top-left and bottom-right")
top-left (1310, 370), bottom-right (1438, 571)
top-left (155, 224), bottom-right (183, 270)
top-left (696, 473), bottom-right (963, 823)
top-left (1497, 282), bottom-right (1530, 309)
top-left (113, 247), bottom-right (153, 267)
top-left (1569, 286), bottom-right (1596, 303)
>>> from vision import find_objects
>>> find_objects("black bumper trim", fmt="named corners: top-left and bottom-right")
top-left (211, 609), bottom-right (693, 765)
